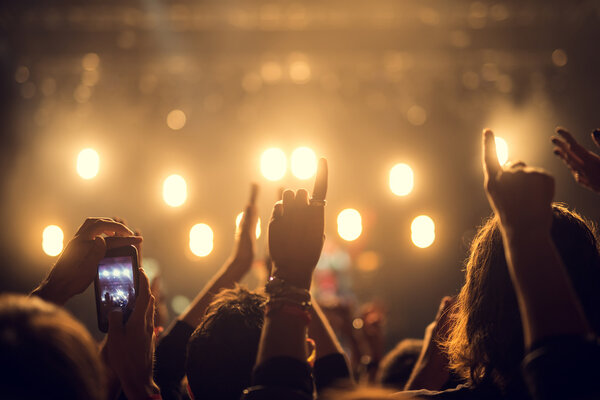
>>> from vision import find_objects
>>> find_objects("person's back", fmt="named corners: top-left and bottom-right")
top-left (0, 294), bottom-right (104, 400)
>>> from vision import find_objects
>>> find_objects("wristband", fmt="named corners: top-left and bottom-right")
top-left (266, 301), bottom-right (312, 325)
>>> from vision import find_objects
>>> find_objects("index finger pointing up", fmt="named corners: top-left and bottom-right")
top-left (249, 183), bottom-right (259, 206)
top-left (483, 129), bottom-right (501, 181)
top-left (311, 158), bottom-right (328, 202)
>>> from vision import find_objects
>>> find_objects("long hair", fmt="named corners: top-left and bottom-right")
top-left (445, 203), bottom-right (600, 391)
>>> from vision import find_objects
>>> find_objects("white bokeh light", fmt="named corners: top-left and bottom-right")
top-left (163, 174), bottom-right (187, 207)
top-left (76, 148), bottom-right (100, 180)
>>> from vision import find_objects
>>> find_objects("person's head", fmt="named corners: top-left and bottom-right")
top-left (186, 285), bottom-right (267, 400)
top-left (0, 294), bottom-right (104, 400)
top-left (446, 203), bottom-right (600, 391)
top-left (376, 338), bottom-right (423, 389)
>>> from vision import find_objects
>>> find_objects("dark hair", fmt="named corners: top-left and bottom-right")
top-left (376, 338), bottom-right (423, 389)
top-left (445, 203), bottom-right (600, 391)
top-left (0, 294), bottom-right (105, 400)
top-left (186, 285), bottom-right (267, 400)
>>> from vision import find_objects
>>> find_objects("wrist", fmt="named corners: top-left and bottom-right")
top-left (31, 280), bottom-right (70, 305)
top-left (271, 268), bottom-right (312, 291)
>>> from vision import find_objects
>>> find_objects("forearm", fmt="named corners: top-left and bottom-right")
top-left (257, 313), bottom-right (308, 364)
top-left (404, 350), bottom-right (449, 391)
top-left (501, 227), bottom-right (591, 348)
top-left (180, 257), bottom-right (248, 326)
top-left (30, 279), bottom-right (70, 306)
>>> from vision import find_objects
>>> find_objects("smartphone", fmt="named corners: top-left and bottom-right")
top-left (94, 245), bottom-right (140, 333)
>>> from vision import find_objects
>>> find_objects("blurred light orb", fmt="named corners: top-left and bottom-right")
top-left (166, 109), bottom-right (186, 130)
top-left (289, 61), bottom-right (311, 84)
top-left (42, 225), bottom-right (64, 256)
top-left (552, 49), bottom-right (568, 67)
top-left (411, 215), bottom-right (435, 248)
top-left (189, 223), bottom-right (214, 257)
top-left (291, 147), bottom-right (317, 179)
top-left (82, 53), bottom-right (100, 71)
top-left (337, 209), bottom-right (362, 242)
top-left (236, 212), bottom-right (261, 239)
top-left (15, 66), bottom-right (30, 83)
top-left (163, 174), bottom-right (187, 207)
top-left (356, 251), bottom-right (380, 272)
top-left (260, 62), bottom-right (283, 83)
top-left (352, 318), bottom-right (364, 330)
top-left (76, 148), bottom-right (100, 179)
top-left (260, 148), bottom-right (287, 181)
top-left (171, 295), bottom-right (191, 315)
top-left (407, 105), bottom-right (427, 126)
top-left (495, 136), bottom-right (509, 165)
top-left (389, 163), bottom-right (414, 196)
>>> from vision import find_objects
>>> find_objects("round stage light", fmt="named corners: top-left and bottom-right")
top-left (389, 163), bottom-right (414, 196)
top-left (411, 215), bottom-right (435, 248)
top-left (495, 136), bottom-right (509, 165)
top-left (76, 148), bottom-right (100, 180)
top-left (337, 208), bottom-right (362, 241)
top-left (189, 223), bottom-right (213, 257)
top-left (291, 147), bottom-right (317, 180)
top-left (236, 212), bottom-right (261, 239)
top-left (260, 148), bottom-right (287, 181)
top-left (42, 225), bottom-right (64, 256)
top-left (166, 109), bottom-right (186, 130)
top-left (163, 174), bottom-right (187, 207)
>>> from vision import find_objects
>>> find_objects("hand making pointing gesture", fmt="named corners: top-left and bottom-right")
top-left (268, 158), bottom-right (328, 290)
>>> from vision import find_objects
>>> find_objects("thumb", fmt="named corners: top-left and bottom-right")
top-left (83, 236), bottom-right (107, 267)
top-left (108, 310), bottom-right (124, 336)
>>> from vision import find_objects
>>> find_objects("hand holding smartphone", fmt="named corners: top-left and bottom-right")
top-left (94, 245), bottom-right (140, 332)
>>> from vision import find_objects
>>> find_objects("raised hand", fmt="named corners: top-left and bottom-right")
top-left (551, 127), bottom-right (600, 194)
top-left (483, 129), bottom-right (554, 232)
top-left (232, 183), bottom-right (259, 270)
top-left (268, 158), bottom-right (328, 290)
top-left (32, 217), bottom-right (142, 305)
top-left (105, 268), bottom-right (160, 399)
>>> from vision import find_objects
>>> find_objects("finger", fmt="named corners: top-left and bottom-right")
top-left (282, 189), bottom-right (295, 212)
top-left (311, 158), bottom-right (328, 202)
top-left (108, 309), bottom-right (124, 335)
top-left (270, 201), bottom-right (283, 221)
top-left (76, 217), bottom-right (114, 235)
top-left (78, 219), bottom-right (134, 240)
top-left (506, 161), bottom-right (526, 169)
top-left (130, 268), bottom-right (151, 325)
top-left (553, 147), bottom-right (585, 171)
top-left (557, 127), bottom-right (592, 161)
top-left (482, 129), bottom-right (501, 181)
top-left (112, 217), bottom-right (128, 227)
top-left (81, 236), bottom-right (107, 269)
top-left (104, 236), bottom-right (143, 249)
top-left (277, 187), bottom-right (285, 201)
top-left (146, 294), bottom-right (156, 334)
top-left (295, 189), bottom-right (309, 207)
top-left (556, 127), bottom-right (578, 146)
top-left (592, 129), bottom-right (600, 149)
top-left (249, 183), bottom-right (259, 206)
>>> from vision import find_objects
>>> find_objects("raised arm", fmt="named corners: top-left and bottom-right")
top-left (483, 129), bottom-right (591, 348)
top-left (154, 184), bottom-right (259, 398)
top-left (179, 183), bottom-right (260, 326)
